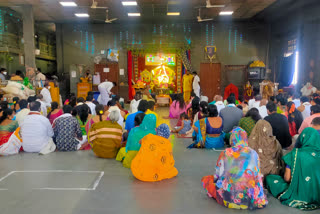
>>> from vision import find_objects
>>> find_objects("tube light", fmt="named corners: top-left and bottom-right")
top-left (75, 13), bottom-right (89, 17)
top-left (167, 12), bottom-right (180, 16)
top-left (292, 51), bottom-right (299, 85)
top-left (128, 13), bottom-right (141, 16)
top-left (60, 2), bottom-right (77, 7)
top-left (219, 11), bottom-right (233, 16)
top-left (122, 1), bottom-right (138, 6)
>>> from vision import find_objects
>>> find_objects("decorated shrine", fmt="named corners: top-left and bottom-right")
top-left (128, 51), bottom-right (190, 99)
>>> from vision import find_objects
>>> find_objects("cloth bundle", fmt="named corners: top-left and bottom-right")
top-left (2, 81), bottom-right (35, 99)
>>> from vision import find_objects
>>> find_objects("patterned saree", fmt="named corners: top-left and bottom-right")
top-left (266, 127), bottom-right (320, 210)
top-left (201, 128), bottom-right (267, 210)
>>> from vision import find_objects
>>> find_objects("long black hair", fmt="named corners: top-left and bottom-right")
top-left (77, 104), bottom-right (90, 124)
top-left (200, 101), bottom-right (208, 115)
top-left (208, 104), bottom-right (218, 117)
top-left (134, 113), bottom-right (145, 127)
top-left (191, 97), bottom-right (200, 119)
top-left (287, 101), bottom-right (303, 129)
top-left (47, 102), bottom-right (59, 119)
top-left (245, 108), bottom-right (261, 123)
top-left (0, 108), bottom-right (13, 124)
top-left (95, 104), bottom-right (104, 122)
top-left (175, 93), bottom-right (185, 109)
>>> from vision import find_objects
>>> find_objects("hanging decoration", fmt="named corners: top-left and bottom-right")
top-left (133, 55), bottom-right (139, 81)
top-left (205, 46), bottom-right (217, 63)
top-left (145, 54), bottom-right (176, 66)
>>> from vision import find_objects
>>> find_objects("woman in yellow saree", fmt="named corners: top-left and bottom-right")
top-left (131, 124), bottom-right (178, 182)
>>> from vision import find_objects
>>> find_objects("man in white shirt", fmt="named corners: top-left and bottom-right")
top-left (15, 99), bottom-right (30, 125)
top-left (192, 71), bottom-right (200, 97)
top-left (35, 68), bottom-right (46, 87)
top-left (213, 95), bottom-right (225, 113)
top-left (250, 95), bottom-right (262, 109)
top-left (40, 82), bottom-right (52, 108)
top-left (258, 99), bottom-right (268, 118)
top-left (130, 92), bottom-right (142, 114)
top-left (21, 101), bottom-right (55, 154)
top-left (85, 94), bottom-right (96, 115)
top-left (297, 96), bottom-right (312, 120)
top-left (36, 94), bottom-right (48, 117)
top-left (98, 80), bottom-right (116, 106)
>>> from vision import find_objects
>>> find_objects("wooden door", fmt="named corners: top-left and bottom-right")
top-left (95, 63), bottom-right (119, 94)
top-left (200, 63), bottom-right (221, 101)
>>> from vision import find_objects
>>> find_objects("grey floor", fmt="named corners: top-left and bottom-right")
top-left (0, 107), bottom-right (317, 214)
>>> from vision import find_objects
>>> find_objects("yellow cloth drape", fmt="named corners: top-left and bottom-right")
top-left (182, 74), bottom-right (193, 102)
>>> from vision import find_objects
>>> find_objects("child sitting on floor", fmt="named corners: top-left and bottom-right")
top-left (172, 113), bottom-right (192, 135)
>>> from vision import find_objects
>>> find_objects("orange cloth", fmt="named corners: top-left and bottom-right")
top-left (224, 83), bottom-right (239, 100)
top-left (131, 134), bottom-right (178, 182)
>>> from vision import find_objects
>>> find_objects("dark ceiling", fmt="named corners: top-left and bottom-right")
top-left (0, 0), bottom-right (277, 23)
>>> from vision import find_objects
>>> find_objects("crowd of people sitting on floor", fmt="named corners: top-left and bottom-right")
top-left (0, 88), bottom-right (319, 210)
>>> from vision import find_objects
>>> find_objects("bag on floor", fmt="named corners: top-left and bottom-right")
top-left (0, 128), bottom-right (22, 156)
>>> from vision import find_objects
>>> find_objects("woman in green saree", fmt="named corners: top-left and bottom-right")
top-left (266, 127), bottom-right (320, 210)
top-left (122, 114), bottom-right (156, 168)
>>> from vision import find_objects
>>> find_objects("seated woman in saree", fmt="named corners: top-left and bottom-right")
top-left (89, 108), bottom-right (122, 159)
top-left (76, 104), bottom-right (93, 136)
top-left (248, 120), bottom-right (284, 177)
top-left (169, 93), bottom-right (189, 119)
top-left (284, 101), bottom-right (303, 136)
top-left (122, 114), bottom-right (156, 168)
top-left (266, 127), bottom-right (320, 210)
top-left (0, 109), bottom-right (19, 146)
top-left (189, 105), bottom-right (224, 149)
top-left (238, 107), bottom-right (261, 136)
top-left (131, 124), bottom-right (178, 182)
top-left (201, 127), bottom-right (268, 210)
top-left (47, 102), bottom-right (63, 124)
top-left (116, 113), bottom-right (145, 161)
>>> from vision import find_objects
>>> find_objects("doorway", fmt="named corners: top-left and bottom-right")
top-left (200, 63), bottom-right (221, 101)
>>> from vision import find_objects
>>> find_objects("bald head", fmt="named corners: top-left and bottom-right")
top-left (260, 99), bottom-right (268, 107)
top-left (214, 95), bottom-right (223, 102)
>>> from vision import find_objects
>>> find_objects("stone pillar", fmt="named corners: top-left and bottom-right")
top-left (21, 5), bottom-right (36, 79)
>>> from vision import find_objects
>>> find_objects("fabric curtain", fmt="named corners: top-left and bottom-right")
top-left (278, 54), bottom-right (295, 87)
top-left (128, 51), bottom-right (133, 100)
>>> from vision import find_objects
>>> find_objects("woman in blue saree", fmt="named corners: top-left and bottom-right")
top-left (189, 105), bottom-right (224, 149)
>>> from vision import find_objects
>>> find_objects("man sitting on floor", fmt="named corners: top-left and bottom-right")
top-left (85, 94), bottom-right (96, 116)
top-left (53, 105), bottom-right (84, 151)
top-left (15, 99), bottom-right (30, 125)
top-left (125, 100), bottom-right (148, 133)
top-left (21, 101), bottom-right (55, 154)
top-left (265, 102), bottom-right (292, 149)
top-left (220, 95), bottom-right (243, 133)
top-left (298, 105), bottom-right (320, 133)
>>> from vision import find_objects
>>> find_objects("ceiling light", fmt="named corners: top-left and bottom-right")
top-left (75, 13), bottom-right (89, 17)
top-left (128, 13), bottom-right (140, 16)
top-left (122, 1), bottom-right (138, 6)
top-left (167, 12), bottom-right (180, 16)
top-left (210, 5), bottom-right (225, 8)
top-left (219, 11), bottom-right (233, 16)
top-left (59, 2), bottom-right (77, 7)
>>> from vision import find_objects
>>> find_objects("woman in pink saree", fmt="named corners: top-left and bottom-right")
top-left (169, 94), bottom-right (190, 119)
